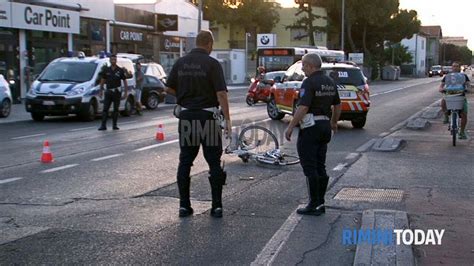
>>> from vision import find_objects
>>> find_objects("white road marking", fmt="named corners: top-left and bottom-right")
top-left (69, 126), bottom-right (96, 132)
top-left (0, 177), bottom-right (23, 184)
top-left (91, 153), bottom-right (124, 162)
top-left (345, 153), bottom-right (359, 160)
top-left (11, 133), bottom-right (46, 140)
top-left (41, 164), bottom-right (79, 174)
top-left (120, 121), bottom-right (137, 125)
top-left (333, 163), bottom-right (348, 171)
top-left (379, 132), bottom-right (390, 137)
top-left (134, 139), bottom-right (179, 152)
top-left (251, 205), bottom-right (305, 266)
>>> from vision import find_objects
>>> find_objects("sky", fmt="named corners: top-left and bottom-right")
top-left (114, 0), bottom-right (474, 50)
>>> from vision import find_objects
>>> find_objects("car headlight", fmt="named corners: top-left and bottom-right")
top-left (66, 87), bottom-right (86, 96)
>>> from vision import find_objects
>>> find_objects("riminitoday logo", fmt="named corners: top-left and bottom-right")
top-left (342, 229), bottom-right (445, 245)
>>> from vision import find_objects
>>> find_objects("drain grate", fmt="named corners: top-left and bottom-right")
top-left (334, 188), bottom-right (404, 203)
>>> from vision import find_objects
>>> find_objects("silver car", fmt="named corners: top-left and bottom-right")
top-left (0, 74), bottom-right (12, 118)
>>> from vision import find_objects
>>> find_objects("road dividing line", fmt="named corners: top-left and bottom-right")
top-left (251, 205), bottom-right (305, 266)
top-left (333, 163), bottom-right (347, 171)
top-left (134, 139), bottom-right (179, 152)
top-left (41, 164), bottom-right (79, 174)
top-left (120, 120), bottom-right (138, 125)
top-left (91, 153), bottom-right (124, 162)
top-left (345, 153), bottom-right (359, 160)
top-left (69, 126), bottom-right (96, 132)
top-left (11, 133), bottom-right (46, 140)
top-left (0, 177), bottom-right (23, 184)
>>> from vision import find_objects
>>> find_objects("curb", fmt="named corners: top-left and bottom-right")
top-left (353, 209), bottom-right (414, 266)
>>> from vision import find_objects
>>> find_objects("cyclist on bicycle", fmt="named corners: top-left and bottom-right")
top-left (439, 62), bottom-right (470, 139)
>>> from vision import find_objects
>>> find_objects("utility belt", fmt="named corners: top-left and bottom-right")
top-left (300, 114), bottom-right (329, 129)
top-left (174, 105), bottom-right (225, 129)
top-left (106, 86), bottom-right (121, 92)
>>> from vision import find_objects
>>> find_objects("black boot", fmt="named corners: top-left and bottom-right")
top-left (178, 176), bottom-right (193, 217)
top-left (112, 111), bottom-right (119, 130)
top-left (209, 172), bottom-right (225, 218)
top-left (297, 176), bottom-right (325, 216)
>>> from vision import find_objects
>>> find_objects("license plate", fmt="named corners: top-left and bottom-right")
top-left (42, 100), bottom-right (55, 106)
top-left (339, 91), bottom-right (355, 99)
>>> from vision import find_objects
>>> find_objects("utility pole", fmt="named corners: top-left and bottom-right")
top-left (341, 0), bottom-right (345, 51)
top-left (197, 0), bottom-right (203, 32)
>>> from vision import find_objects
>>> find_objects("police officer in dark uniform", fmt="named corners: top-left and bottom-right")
top-left (98, 54), bottom-right (128, 131)
top-left (285, 53), bottom-right (341, 216)
top-left (165, 30), bottom-right (231, 218)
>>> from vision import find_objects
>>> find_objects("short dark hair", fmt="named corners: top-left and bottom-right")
top-left (196, 30), bottom-right (214, 47)
top-left (110, 54), bottom-right (117, 58)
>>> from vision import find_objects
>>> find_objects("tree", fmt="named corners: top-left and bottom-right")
top-left (383, 44), bottom-right (412, 66)
top-left (441, 43), bottom-right (473, 65)
top-left (320, 0), bottom-right (420, 79)
top-left (196, 0), bottom-right (280, 42)
top-left (287, 0), bottom-right (327, 46)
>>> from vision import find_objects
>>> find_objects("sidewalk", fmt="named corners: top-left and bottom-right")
top-left (271, 93), bottom-right (473, 264)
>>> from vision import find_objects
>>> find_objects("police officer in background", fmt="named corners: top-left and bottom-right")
top-left (98, 54), bottom-right (128, 131)
top-left (165, 30), bottom-right (231, 218)
top-left (285, 53), bottom-right (341, 216)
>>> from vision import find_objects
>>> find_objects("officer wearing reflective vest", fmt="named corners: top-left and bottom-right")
top-left (285, 53), bottom-right (341, 216)
top-left (165, 30), bottom-right (231, 218)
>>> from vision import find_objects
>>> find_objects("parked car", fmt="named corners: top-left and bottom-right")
top-left (267, 61), bottom-right (370, 128)
top-left (0, 74), bottom-right (12, 118)
top-left (428, 65), bottom-right (443, 77)
top-left (25, 55), bottom-right (137, 121)
top-left (141, 62), bottom-right (167, 84)
top-left (141, 75), bottom-right (165, 110)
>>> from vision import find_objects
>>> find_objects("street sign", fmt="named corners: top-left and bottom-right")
top-left (348, 53), bottom-right (364, 64)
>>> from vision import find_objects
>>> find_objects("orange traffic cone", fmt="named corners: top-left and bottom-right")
top-left (155, 123), bottom-right (165, 141)
top-left (41, 140), bottom-right (54, 163)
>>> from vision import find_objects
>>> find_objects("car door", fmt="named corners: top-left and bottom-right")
top-left (283, 62), bottom-right (304, 108)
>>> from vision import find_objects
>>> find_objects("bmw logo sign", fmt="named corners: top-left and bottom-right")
top-left (260, 35), bottom-right (270, 45)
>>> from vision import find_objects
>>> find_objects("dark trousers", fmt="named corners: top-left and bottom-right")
top-left (297, 120), bottom-right (332, 207)
top-left (101, 89), bottom-right (121, 127)
top-left (177, 110), bottom-right (225, 208)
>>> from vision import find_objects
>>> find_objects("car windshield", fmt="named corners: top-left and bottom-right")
top-left (264, 71), bottom-right (285, 81)
top-left (323, 68), bottom-right (366, 86)
top-left (38, 62), bottom-right (98, 83)
top-left (432, 66), bottom-right (441, 71)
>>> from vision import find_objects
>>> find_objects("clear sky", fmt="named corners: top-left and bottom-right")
top-left (114, 0), bottom-right (474, 50)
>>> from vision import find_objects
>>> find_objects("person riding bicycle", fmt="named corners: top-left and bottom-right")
top-left (439, 62), bottom-right (470, 139)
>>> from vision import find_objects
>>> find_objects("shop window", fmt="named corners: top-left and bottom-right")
top-left (90, 21), bottom-right (105, 42)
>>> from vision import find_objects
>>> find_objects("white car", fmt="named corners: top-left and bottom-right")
top-left (25, 55), bottom-right (137, 121)
top-left (0, 74), bottom-right (12, 118)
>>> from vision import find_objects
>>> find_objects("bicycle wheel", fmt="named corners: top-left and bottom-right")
top-left (238, 125), bottom-right (279, 154)
top-left (278, 154), bottom-right (300, 166)
top-left (451, 112), bottom-right (457, 146)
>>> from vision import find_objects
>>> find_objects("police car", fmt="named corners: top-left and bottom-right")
top-left (25, 54), bottom-right (136, 121)
top-left (267, 61), bottom-right (370, 128)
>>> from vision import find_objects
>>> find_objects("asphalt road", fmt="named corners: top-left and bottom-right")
top-left (0, 77), bottom-right (443, 264)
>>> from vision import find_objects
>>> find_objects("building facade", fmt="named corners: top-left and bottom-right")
top-left (441, 37), bottom-right (468, 47)
top-left (420, 25), bottom-right (443, 69)
top-left (401, 33), bottom-right (427, 77)
top-left (0, 0), bottom-right (114, 101)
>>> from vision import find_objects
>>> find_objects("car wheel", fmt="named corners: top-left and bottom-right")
top-left (121, 97), bottom-right (133, 117)
top-left (246, 95), bottom-right (255, 106)
top-left (31, 112), bottom-right (45, 121)
top-left (0, 99), bottom-right (11, 118)
top-left (351, 116), bottom-right (367, 129)
top-left (80, 100), bottom-right (97, 121)
top-left (145, 93), bottom-right (159, 110)
top-left (267, 97), bottom-right (285, 120)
